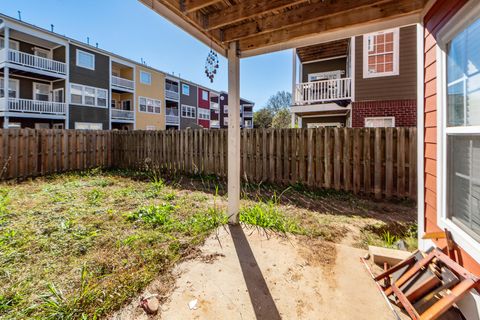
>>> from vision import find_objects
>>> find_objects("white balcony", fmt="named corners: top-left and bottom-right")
top-left (111, 76), bottom-right (134, 91)
top-left (294, 78), bottom-right (352, 105)
top-left (0, 97), bottom-right (66, 115)
top-left (166, 114), bottom-right (180, 125)
top-left (166, 89), bottom-right (179, 101)
top-left (210, 102), bottom-right (219, 110)
top-left (243, 111), bottom-right (253, 118)
top-left (0, 48), bottom-right (66, 75)
top-left (210, 120), bottom-right (220, 128)
top-left (111, 109), bottom-right (134, 121)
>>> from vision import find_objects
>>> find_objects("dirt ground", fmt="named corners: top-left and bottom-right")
top-left (112, 225), bottom-right (404, 320)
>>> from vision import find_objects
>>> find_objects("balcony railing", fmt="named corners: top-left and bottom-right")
top-left (0, 97), bottom-right (66, 115)
top-left (210, 120), bottom-right (220, 128)
top-left (210, 102), bottom-right (219, 110)
top-left (166, 114), bottom-right (180, 125)
top-left (1, 48), bottom-right (66, 75)
top-left (111, 109), bottom-right (134, 121)
top-left (243, 111), bottom-right (253, 118)
top-left (294, 78), bottom-right (352, 105)
top-left (111, 76), bottom-right (134, 91)
top-left (166, 89), bottom-right (179, 101)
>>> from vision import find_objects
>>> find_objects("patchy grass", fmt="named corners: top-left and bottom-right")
top-left (0, 170), bottom-right (226, 319)
top-left (0, 169), bottom-right (416, 319)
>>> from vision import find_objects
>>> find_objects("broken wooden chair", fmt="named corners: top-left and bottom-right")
top-left (365, 231), bottom-right (480, 320)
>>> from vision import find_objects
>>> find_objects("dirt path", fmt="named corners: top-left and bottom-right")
top-left (112, 225), bottom-right (397, 320)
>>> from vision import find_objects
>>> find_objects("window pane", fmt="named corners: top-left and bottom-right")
top-left (71, 85), bottom-right (83, 104)
top-left (447, 18), bottom-right (480, 126)
top-left (448, 135), bottom-right (480, 239)
top-left (84, 87), bottom-right (95, 105)
top-left (140, 71), bottom-right (151, 85)
top-left (139, 98), bottom-right (146, 112)
top-left (34, 83), bottom-right (50, 101)
top-left (77, 50), bottom-right (94, 69)
top-left (97, 89), bottom-right (107, 107)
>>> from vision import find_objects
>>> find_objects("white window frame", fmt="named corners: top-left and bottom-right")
top-left (198, 108), bottom-right (210, 120)
top-left (0, 37), bottom-right (19, 50)
top-left (69, 83), bottom-right (108, 108)
top-left (364, 116), bottom-right (395, 128)
top-left (34, 47), bottom-right (51, 59)
top-left (363, 28), bottom-right (400, 78)
top-left (74, 122), bottom-right (103, 130)
top-left (140, 71), bottom-right (152, 85)
top-left (182, 84), bottom-right (190, 96)
top-left (436, 2), bottom-right (480, 262)
top-left (138, 96), bottom-right (161, 114)
top-left (76, 49), bottom-right (95, 70)
top-left (202, 90), bottom-right (209, 101)
top-left (181, 104), bottom-right (196, 119)
top-left (0, 78), bottom-right (19, 98)
top-left (32, 82), bottom-right (51, 101)
top-left (53, 88), bottom-right (64, 103)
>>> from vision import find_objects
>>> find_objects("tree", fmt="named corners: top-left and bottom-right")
top-left (271, 108), bottom-right (291, 128)
top-left (265, 91), bottom-right (292, 113)
top-left (253, 108), bottom-right (274, 128)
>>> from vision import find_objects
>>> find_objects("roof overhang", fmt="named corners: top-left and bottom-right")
top-left (138, 0), bottom-right (427, 58)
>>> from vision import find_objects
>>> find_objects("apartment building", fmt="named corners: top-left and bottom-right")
top-left (69, 44), bottom-right (110, 130)
top-left (197, 86), bottom-right (210, 129)
top-left (291, 25), bottom-right (417, 128)
top-left (179, 80), bottom-right (199, 129)
top-left (0, 13), bottom-right (254, 131)
top-left (165, 76), bottom-right (180, 130)
top-left (135, 64), bottom-right (165, 130)
top-left (214, 91), bottom-right (254, 129)
top-left (0, 17), bottom-right (68, 129)
top-left (110, 58), bottom-right (135, 130)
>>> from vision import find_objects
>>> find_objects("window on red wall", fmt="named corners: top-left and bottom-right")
top-left (202, 90), bottom-right (209, 101)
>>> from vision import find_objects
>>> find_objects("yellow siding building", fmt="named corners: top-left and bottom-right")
top-left (134, 65), bottom-right (166, 130)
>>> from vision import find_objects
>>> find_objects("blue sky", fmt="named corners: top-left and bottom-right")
top-left (0, 0), bottom-right (292, 109)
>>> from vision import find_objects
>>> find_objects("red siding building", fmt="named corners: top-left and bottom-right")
top-left (197, 87), bottom-right (210, 128)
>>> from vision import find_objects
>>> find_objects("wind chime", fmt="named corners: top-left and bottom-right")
top-left (204, 48), bottom-right (219, 83)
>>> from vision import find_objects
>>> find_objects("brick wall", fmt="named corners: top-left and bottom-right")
top-left (351, 99), bottom-right (417, 127)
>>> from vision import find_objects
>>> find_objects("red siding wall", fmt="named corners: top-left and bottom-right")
top-left (423, 0), bottom-right (480, 275)
top-left (198, 88), bottom-right (210, 129)
top-left (351, 100), bottom-right (417, 127)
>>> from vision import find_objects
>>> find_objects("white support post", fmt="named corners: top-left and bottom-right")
top-left (3, 116), bottom-right (9, 129)
top-left (3, 26), bottom-right (9, 62)
top-left (291, 113), bottom-right (296, 128)
top-left (292, 48), bottom-right (297, 111)
top-left (227, 41), bottom-right (240, 224)
top-left (3, 65), bottom-right (9, 128)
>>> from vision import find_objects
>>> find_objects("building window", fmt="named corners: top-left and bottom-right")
top-left (182, 84), bottom-right (190, 96)
top-left (33, 83), bottom-right (50, 101)
top-left (34, 47), bottom-right (51, 59)
top-left (0, 37), bottom-right (19, 50)
top-left (364, 117), bottom-right (395, 128)
top-left (138, 97), bottom-right (161, 114)
top-left (122, 100), bottom-right (132, 111)
top-left (69, 83), bottom-right (108, 108)
top-left (443, 16), bottom-right (480, 241)
top-left (96, 89), bottom-right (107, 107)
top-left (224, 105), bottom-right (228, 114)
top-left (0, 78), bottom-right (19, 98)
top-left (111, 99), bottom-right (117, 109)
top-left (140, 71), bottom-right (152, 85)
top-left (181, 105), bottom-right (196, 118)
top-left (84, 87), bottom-right (96, 106)
top-left (74, 122), bottom-right (103, 130)
top-left (363, 28), bottom-right (399, 78)
top-left (198, 108), bottom-right (210, 120)
top-left (202, 90), bottom-right (209, 101)
top-left (224, 117), bottom-right (229, 126)
top-left (76, 49), bottom-right (95, 70)
top-left (70, 84), bottom-right (83, 104)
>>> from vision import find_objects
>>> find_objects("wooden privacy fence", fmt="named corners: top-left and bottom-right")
top-left (0, 129), bottom-right (113, 180)
top-left (112, 127), bottom-right (417, 199)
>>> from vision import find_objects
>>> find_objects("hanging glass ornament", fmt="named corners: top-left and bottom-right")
top-left (205, 49), bottom-right (219, 83)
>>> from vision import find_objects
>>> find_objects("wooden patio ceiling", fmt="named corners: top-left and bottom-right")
top-left (138, 0), bottom-right (428, 57)
top-left (297, 38), bottom-right (349, 63)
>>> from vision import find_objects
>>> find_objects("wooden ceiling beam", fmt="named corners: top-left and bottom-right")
top-left (205, 0), bottom-right (308, 31)
top-left (183, 0), bottom-right (222, 13)
top-left (222, 0), bottom-right (391, 42)
top-left (239, 0), bottom-right (426, 52)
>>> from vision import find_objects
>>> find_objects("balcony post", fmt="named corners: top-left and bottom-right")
top-left (4, 26), bottom-right (9, 62)
top-left (292, 48), bottom-right (297, 106)
top-left (227, 41), bottom-right (240, 224)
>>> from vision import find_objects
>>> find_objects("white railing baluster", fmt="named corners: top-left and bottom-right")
top-left (6, 98), bottom-right (66, 115)
top-left (3, 49), bottom-right (66, 75)
top-left (293, 78), bottom-right (352, 105)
